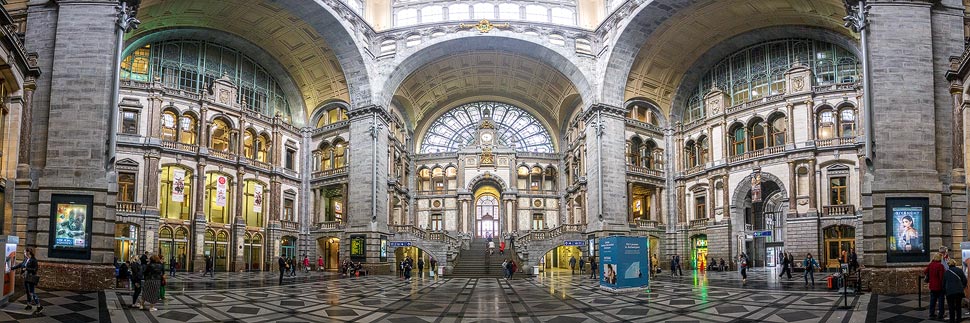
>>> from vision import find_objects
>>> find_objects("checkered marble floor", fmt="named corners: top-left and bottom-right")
top-left (0, 269), bottom-right (954, 322)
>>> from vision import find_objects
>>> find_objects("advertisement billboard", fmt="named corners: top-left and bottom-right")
top-left (599, 236), bottom-right (649, 291)
top-left (886, 197), bottom-right (929, 263)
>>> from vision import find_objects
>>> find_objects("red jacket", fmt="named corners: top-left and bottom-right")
top-left (926, 261), bottom-right (945, 291)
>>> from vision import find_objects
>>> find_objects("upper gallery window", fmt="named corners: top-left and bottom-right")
top-left (684, 39), bottom-right (860, 123)
top-left (420, 101), bottom-right (554, 153)
top-left (392, 0), bottom-right (577, 27)
top-left (120, 40), bottom-right (292, 121)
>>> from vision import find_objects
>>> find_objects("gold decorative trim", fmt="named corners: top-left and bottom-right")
top-left (459, 19), bottom-right (510, 33)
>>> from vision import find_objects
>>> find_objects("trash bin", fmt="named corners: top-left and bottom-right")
top-left (826, 275), bottom-right (834, 289)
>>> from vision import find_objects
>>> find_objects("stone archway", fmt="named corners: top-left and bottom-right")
top-left (729, 171), bottom-right (789, 267)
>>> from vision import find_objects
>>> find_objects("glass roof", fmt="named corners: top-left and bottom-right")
top-left (420, 101), bottom-right (554, 153)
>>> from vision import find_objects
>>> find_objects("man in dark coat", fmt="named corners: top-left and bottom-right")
top-left (278, 256), bottom-right (287, 284)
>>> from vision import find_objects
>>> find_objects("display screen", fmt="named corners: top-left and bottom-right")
top-left (54, 203), bottom-right (88, 249)
top-left (4, 243), bottom-right (15, 273)
top-left (886, 197), bottom-right (930, 263)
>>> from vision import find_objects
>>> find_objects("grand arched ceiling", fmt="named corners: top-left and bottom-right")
top-left (619, 0), bottom-right (851, 115)
top-left (131, 0), bottom-right (351, 121)
top-left (396, 51), bottom-right (581, 140)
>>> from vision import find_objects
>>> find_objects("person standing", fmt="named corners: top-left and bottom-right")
top-left (944, 258), bottom-right (967, 323)
top-left (650, 254), bottom-right (658, 274)
top-left (779, 252), bottom-right (792, 279)
top-left (203, 255), bottom-right (213, 277)
top-left (129, 257), bottom-right (143, 309)
top-left (588, 256), bottom-right (597, 279)
top-left (738, 253), bottom-right (749, 284)
top-left (169, 255), bottom-right (177, 277)
top-left (317, 256), bottom-right (324, 272)
top-left (12, 248), bottom-right (41, 313)
top-left (142, 255), bottom-right (164, 312)
top-left (140, 251), bottom-right (149, 265)
top-left (569, 256), bottom-right (577, 275)
top-left (510, 260), bottom-right (517, 279)
top-left (403, 257), bottom-right (413, 280)
top-left (579, 256), bottom-right (586, 275)
top-left (499, 241), bottom-right (506, 255)
top-left (430, 257), bottom-right (437, 277)
top-left (675, 255), bottom-right (683, 276)
top-left (303, 256), bottom-right (310, 274)
top-left (278, 256), bottom-right (287, 284)
top-left (803, 253), bottom-right (819, 287)
top-left (926, 253), bottom-right (947, 319)
top-left (417, 258), bottom-right (425, 278)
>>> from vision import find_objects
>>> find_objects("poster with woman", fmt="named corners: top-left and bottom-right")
top-left (886, 197), bottom-right (929, 262)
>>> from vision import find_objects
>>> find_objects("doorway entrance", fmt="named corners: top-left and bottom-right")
top-left (281, 236), bottom-right (297, 260)
top-left (691, 235), bottom-right (708, 270)
top-left (474, 185), bottom-right (501, 239)
top-left (317, 237), bottom-right (340, 270)
top-left (823, 225), bottom-right (856, 269)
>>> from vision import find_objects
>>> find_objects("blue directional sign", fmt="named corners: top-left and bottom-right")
top-left (752, 231), bottom-right (772, 238)
top-left (564, 240), bottom-right (585, 246)
top-left (389, 241), bottom-right (412, 247)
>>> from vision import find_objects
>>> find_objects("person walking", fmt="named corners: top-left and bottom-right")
top-left (317, 256), bottom-right (324, 272)
top-left (779, 252), bottom-right (793, 279)
top-left (203, 255), bottom-right (213, 277)
top-left (650, 254), bottom-right (659, 274)
top-left (926, 253), bottom-right (947, 319)
top-left (569, 256), bottom-right (577, 275)
top-left (944, 258), bottom-right (967, 323)
top-left (675, 255), bottom-right (683, 276)
top-left (430, 257), bottom-right (437, 277)
top-left (290, 257), bottom-right (297, 276)
top-left (509, 259), bottom-right (517, 279)
top-left (502, 259), bottom-right (510, 278)
top-left (278, 256), bottom-right (287, 284)
top-left (579, 256), bottom-right (586, 275)
top-left (802, 253), bottom-right (819, 287)
top-left (738, 253), bottom-right (749, 284)
top-left (129, 257), bottom-right (143, 309)
top-left (12, 248), bottom-right (42, 313)
top-left (499, 241), bottom-right (506, 255)
top-left (417, 258), bottom-right (425, 278)
top-left (488, 240), bottom-right (496, 255)
top-left (142, 255), bottom-right (164, 311)
top-left (588, 256), bottom-right (597, 279)
top-left (403, 257), bottom-right (413, 280)
top-left (303, 256), bottom-right (311, 274)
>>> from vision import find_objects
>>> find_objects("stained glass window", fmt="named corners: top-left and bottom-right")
top-left (420, 102), bottom-right (553, 153)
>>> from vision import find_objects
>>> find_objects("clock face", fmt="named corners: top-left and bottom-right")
top-left (481, 133), bottom-right (493, 143)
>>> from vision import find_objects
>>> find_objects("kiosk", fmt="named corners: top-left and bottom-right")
top-left (599, 236), bottom-right (649, 292)
top-left (0, 236), bottom-right (18, 304)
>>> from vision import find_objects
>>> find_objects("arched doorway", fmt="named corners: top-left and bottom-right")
top-left (393, 246), bottom-right (435, 277)
top-left (823, 225), bottom-right (856, 269)
top-left (316, 237), bottom-right (340, 270)
top-left (474, 185), bottom-right (501, 239)
top-left (243, 232), bottom-right (263, 271)
top-left (732, 171), bottom-right (788, 268)
top-left (158, 226), bottom-right (189, 271)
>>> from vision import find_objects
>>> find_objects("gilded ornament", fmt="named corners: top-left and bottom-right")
top-left (459, 19), bottom-right (510, 33)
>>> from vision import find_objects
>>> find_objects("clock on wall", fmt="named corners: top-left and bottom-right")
top-left (481, 132), bottom-right (493, 144)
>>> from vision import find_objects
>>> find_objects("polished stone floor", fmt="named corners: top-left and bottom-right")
top-left (0, 267), bottom-right (954, 322)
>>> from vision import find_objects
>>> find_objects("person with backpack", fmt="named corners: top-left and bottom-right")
top-left (802, 253), bottom-right (820, 287)
top-left (12, 248), bottom-right (42, 313)
top-left (944, 258), bottom-right (967, 323)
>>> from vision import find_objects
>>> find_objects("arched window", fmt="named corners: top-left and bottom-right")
top-left (418, 168), bottom-right (431, 190)
top-left (243, 180), bottom-right (265, 227)
top-left (420, 102), bottom-right (554, 153)
top-left (257, 134), bottom-right (270, 163)
top-left (473, 3), bottom-right (495, 19)
top-left (525, 5), bottom-right (547, 22)
top-left (319, 142), bottom-right (333, 170)
top-left (684, 140), bottom-right (696, 168)
top-left (731, 125), bottom-right (746, 155)
top-left (333, 139), bottom-right (347, 168)
top-left (397, 8), bottom-right (417, 26)
top-left (749, 119), bottom-right (766, 151)
top-left (210, 119), bottom-right (231, 153)
top-left (421, 6), bottom-right (443, 23)
top-left (432, 167), bottom-right (445, 191)
top-left (768, 115), bottom-right (787, 146)
top-left (179, 114), bottom-right (197, 145)
top-left (204, 173), bottom-right (232, 224)
top-left (643, 140), bottom-right (657, 169)
top-left (839, 108), bottom-right (856, 138)
top-left (449, 3), bottom-right (470, 20)
top-left (160, 166), bottom-right (192, 220)
top-left (629, 137), bottom-right (642, 165)
top-left (499, 3), bottom-right (519, 19)
top-left (697, 136), bottom-right (708, 165)
top-left (161, 111), bottom-right (177, 142)
top-left (817, 108), bottom-right (836, 140)
top-left (243, 129), bottom-right (257, 159)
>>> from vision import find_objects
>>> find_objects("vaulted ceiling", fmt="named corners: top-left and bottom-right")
top-left (623, 0), bottom-right (851, 115)
top-left (131, 0), bottom-right (350, 118)
top-left (396, 51), bottom-right (581, 137)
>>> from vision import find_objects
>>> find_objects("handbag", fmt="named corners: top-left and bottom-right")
top-left (25, 273), bottom-right (39, 285)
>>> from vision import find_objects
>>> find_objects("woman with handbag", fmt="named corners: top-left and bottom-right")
top-left (11, 247), bottom-right (41, 313)
top-left (142, 255), bottom-right (164, 311)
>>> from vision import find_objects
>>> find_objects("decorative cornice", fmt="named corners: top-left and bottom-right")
top-left (346, 104), bottom-right (393, 124)
top-left (579, 103), bottom-right (626, 123)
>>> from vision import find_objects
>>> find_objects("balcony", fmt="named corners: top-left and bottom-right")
top-left (388, 225), bottom-right (459, 244)
top-left (683, 165), bottom-right (704, 176)
top-left (813, 82), bottom-right (859, 94)
top-left (416, 189), bottom-right (458, 196)
top-left (161, 140), bottom-right (199, 153)
top-left (689, 218), bottom-right (709, 228)
top-left (728, 145), bottom-right (786, 163)
top-left (517, 223), bottom-right (586, 243)
top-left (280, 221), bottom-right (299, 231)
top-left (627, 164), bottom-right (664, 178)
top-left (823, 204), bottom-right (856, 216)
top-left (312, 167), bottom-right (348, 180)
top-left (312, 221), bottom-right (345, 231)
top-left (209, 149), bottom-right (235, 161)
top-left (632, 218), bottom-right (660, 229)
top-left (247, 159), bottom-right (273, 170)
top-left (625, 119), bottom-right (664, 134)
top-left (116, 201), bottom-right (142, 214)
top-left (815, 137), bottom-right (856, 148)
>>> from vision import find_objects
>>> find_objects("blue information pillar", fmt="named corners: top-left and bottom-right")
top-left (599, 236), bottom-right (649, 292)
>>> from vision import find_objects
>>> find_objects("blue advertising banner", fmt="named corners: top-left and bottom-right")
top-left (389, 241), bottom-right (412, 247)
top-left (564, 240), bottom-right (585, 246)
top-left (599, 236), bottom-right (649, 290)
